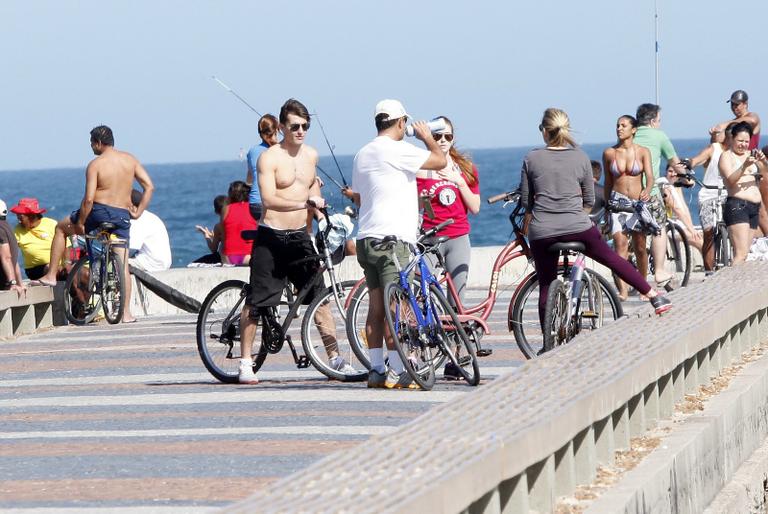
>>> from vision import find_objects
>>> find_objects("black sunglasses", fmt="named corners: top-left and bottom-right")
top-left (288, 123), bottom-right (310, 132)
top-left (433, 133), bottom-right (454, 142)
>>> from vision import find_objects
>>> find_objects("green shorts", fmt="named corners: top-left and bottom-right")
top-left (356, 238), bottom-right (412, 290)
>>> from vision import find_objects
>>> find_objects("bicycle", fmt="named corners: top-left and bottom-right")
top-left (346, 190), bottom-right (624, 361)
top-left (677, 161), bottom-right (731, 270)
top-left (196, 207), bottom-right (368, 383)
top-left (542, 242), bottom-right (621, 353)
top-left (373, 219), bottom-right (480, 390)
top-left (654, 178), bottom-right (692, 287)
top-left (63, 222), bottom-right (127, 325)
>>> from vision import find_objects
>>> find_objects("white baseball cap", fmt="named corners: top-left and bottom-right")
top-left (0, 200), bottom-right (7, 218)
top-left (374, 99), bottom-right (409, 121)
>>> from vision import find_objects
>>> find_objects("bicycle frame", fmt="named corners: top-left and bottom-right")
top-left (392, 248), bottom-right (442, 340)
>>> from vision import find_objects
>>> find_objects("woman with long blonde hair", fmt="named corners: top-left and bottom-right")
top-left (520, 108), bottom-right (671, 339)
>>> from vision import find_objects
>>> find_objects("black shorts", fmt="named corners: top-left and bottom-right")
top-left (723, 197), bottom-right (760, 229)
top-left (246, 225), bottom-right (324, 307)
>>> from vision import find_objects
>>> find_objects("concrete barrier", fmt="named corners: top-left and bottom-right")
top-left (223, 262), bottom-right (768, 514)
top-left (0, 286), bottom-right (54, 337)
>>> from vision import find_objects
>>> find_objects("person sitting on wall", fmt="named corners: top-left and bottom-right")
top-left (10, 198), bottom-right (67, 280)
top-left (129, 189), bottom-right (172, 272)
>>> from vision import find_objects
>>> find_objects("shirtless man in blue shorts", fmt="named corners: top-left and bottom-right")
top-left (36, 125), bottom-right (154, 323)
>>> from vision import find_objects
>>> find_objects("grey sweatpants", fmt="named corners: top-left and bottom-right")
top-left (427, 234), bottom-right (471, 307)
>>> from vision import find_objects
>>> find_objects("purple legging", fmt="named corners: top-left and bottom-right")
top-left (529, 226), bottom-right (652, 329)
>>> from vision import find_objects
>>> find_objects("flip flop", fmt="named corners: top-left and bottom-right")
top-left (122, 319), bottom-right (138, 324)
top-left (29, 279), bottom-right (57, 287)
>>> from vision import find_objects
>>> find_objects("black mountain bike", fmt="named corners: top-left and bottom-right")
top-left (196, 207), bottom-right (367, 383)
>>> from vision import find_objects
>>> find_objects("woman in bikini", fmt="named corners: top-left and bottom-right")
top-left (602, 115), bottom-right (654, 299)
top-left (719, 122), bottom-right (768, 264)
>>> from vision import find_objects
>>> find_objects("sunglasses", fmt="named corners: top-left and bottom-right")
top-left (433, 133), bottom-right (454, 142)
top-left (288, 123), bottom-right (310, 132)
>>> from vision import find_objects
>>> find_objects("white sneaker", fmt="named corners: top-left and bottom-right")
top-left (330, 356), bottom-right (357, 374)
top-left (238, 360), bottom-right (259, 384)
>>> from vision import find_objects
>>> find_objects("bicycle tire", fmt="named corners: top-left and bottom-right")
top-left (301, 280), bottom-right (368, 382)
top-left (542, 278), bottom-right (569, 353)
top-left (714, 222), bottom-right (732, 269)
top-left (384, 281), bottom-right (436, 390)
top-left (345, 279), bottom-right (373, 370)
top-left (196, 280), bottom-right (267, 383)
top-left (510, 268), bottom-right (623, 359)
top-left (428, 284), bottom-right (480, 386)
top-left (346, 280), bottom-right (447, 372)
top-left (666, 222), bottom-right (691, 287)
top-left (63, 255), bottom-right (102, 325)
top-left (102, 251), bottom-right (125, 324)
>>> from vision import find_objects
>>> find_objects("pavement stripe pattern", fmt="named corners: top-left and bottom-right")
top-left (0, 287), bottom-right (646, 511)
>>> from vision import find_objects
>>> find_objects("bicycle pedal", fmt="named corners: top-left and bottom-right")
top-left (296, 355), bottom-right (311, 368)
top-left (581, 311), bottom-right (599, 319)
top-left (476, 349), bottom-right (493, 357)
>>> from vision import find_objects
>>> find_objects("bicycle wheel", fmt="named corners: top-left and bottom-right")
top-left (510, 268), bottom-right (623, 359)
top-left (651, 222), bottom-right (691, 287)
top-left (384, 281), bottom-right (435, 390)
top-left (542, 278), bottom-right (569, 353)
top-left (345, 279), bottom-right (372, 370)
top-left (63, 255), bottom-right (102, 325)
top-left (428, 284), bottom-right (479, 386)
top-left (714, 222), bottom-right (732, 269)
top-left (301, 280), bottom-right (368, 382)
top-left (101, 251), bottom-right (125, 324)
top-left (196, 280), bottom-right (267, 383)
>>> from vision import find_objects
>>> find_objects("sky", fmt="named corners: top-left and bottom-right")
top-left (1, 0), bottom-right (766, 171)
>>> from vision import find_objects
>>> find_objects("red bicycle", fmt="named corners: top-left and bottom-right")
top-left (345, 190), bottom-right (624, 361)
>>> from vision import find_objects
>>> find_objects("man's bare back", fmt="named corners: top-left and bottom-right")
top-left (90, 149), bottom-right (145, 210)
top-left (257, 142), bottom-right (320, 230)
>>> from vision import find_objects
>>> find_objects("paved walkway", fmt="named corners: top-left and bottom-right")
top-left (0, 286), bottom-right (653, 512)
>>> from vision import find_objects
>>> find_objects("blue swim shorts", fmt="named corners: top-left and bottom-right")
top-left (70, 202), bottom-right (131, 240)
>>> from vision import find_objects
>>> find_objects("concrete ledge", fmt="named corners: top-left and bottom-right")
top-left (0, 286), bottom-right (54, 338)
top-left (224, 262), bottom-right (768, 514)
top-left (705, 434), bottom-right (768, 513)
top-left (587, 345), bottom-right (768, 513)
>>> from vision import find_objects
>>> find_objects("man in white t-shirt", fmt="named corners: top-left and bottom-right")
top-left (129, 190), bottom-right (172, 272)
top-left (348, 99), bottom-right (446, 389)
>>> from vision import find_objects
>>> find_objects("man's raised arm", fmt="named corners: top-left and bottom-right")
top-left (133, 160), bottom-right (154, 219)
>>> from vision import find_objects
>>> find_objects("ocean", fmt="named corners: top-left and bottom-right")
top-left (1, 139), bottom-right (710, 269)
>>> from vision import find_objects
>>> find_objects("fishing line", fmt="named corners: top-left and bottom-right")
top-left (211, 76), bottom-right (263, 117)
top-left (311, 112), bottom-right (349, 188)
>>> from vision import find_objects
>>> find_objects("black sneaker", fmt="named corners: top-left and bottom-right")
top-left (443, 362), bottom-right (462, 381)
top-left (650, 295), bottom-right (672, 315)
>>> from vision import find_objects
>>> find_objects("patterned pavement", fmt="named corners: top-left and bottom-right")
top-left (0, 287), bottom-right (648, 512)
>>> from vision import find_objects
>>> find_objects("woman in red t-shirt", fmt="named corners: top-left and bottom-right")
top-left (221, 180), bottom-right (257, 266)
top-left (416, 116), bottom-right (481, 304)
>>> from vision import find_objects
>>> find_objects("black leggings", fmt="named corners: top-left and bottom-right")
top-left (529, 226), bottom-right (652, 329)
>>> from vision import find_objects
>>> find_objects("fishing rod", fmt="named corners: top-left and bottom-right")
top-left (311, 112), bottom-right (349, 188)
top-left (211, 76), bottom-right (263, 117)
top-left (316, 164), bottom-right (345, 190)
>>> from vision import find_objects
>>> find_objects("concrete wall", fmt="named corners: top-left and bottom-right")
top-left (223, 262), bottom-right (768, 514)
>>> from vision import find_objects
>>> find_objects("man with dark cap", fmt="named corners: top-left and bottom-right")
top-left (710, 90), bottom-right (761, 150)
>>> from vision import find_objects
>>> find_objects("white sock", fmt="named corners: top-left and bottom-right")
top-left (240, 358), bottom-right (253, 368)
top-left (370, 348), bottom-right (385, 373)
top-left (388, 350), bottom-right (404, 374)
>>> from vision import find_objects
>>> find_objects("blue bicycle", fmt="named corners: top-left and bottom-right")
top-left (376, 219), bottom-right (480, 390)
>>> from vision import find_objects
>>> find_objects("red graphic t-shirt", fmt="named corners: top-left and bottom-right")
top-left (417, 165), bottom-right (480, 239)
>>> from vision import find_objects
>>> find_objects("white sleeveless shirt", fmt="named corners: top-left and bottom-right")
top-left (698, 143), bottom-right (725, 203)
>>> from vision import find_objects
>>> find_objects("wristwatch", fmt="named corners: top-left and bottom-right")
top-left (6, 279), bottom-right (17, 287)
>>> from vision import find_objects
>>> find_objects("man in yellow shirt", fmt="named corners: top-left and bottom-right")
top-left (10, 198), bottom-right (65, 280)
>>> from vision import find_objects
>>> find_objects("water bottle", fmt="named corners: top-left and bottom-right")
top-left (405, 118), bottom-right (447, 137)
top-left (570, 255), bottom-right (586, 311)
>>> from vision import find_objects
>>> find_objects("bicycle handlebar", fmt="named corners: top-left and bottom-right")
top-left (488, 190), bottom-right (521, 205)
top-left (420, 218), bottom-right (454, 240)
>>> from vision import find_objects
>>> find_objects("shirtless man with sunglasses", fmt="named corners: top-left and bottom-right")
top-left (237, 98), bottom-right (355, 384)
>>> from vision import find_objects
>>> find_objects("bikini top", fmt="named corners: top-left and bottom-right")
top-left (609, 158), bottom-right (642, 178)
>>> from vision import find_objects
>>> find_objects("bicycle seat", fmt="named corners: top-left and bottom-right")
top-left (372, 235), bottom-right (398, 251)
top-left (420, 235), bottom-right (449, 251)
top-left (98, 222), bottom-right (116, 232)
top-left (241, 230), bottom-right (258, 241)
top-left (548, 242), bottom-right (586, 254)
